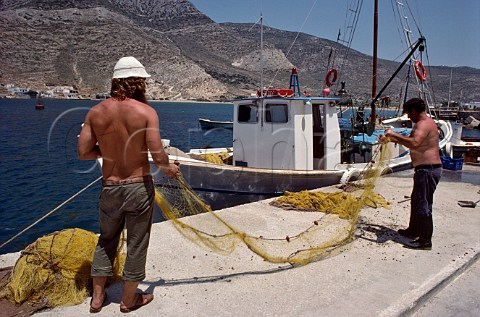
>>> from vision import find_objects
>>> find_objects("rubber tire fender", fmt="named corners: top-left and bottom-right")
top-left (340, 168), bottom-right (361, 184)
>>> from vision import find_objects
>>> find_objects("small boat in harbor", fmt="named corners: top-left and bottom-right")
top-left (198, 118), bottom-right (233, 130)
top-left (35, 100), bottom-right (44, 110)
top-left (463, 115), bottom-right (480, 130)
top-left (90, 0), bottom-right (451, 212)
top-left (445, 120), bottom-right (480, 161)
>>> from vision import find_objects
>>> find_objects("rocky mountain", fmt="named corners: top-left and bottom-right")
top-left (1, 0), bottom-right (479, 102)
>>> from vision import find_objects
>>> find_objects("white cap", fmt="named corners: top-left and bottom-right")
top-left (112, 56), bottom-right (151, 79)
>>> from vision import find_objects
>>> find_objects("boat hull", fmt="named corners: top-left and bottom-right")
top-left (198, 118), bottom-right (233, 130)
top-left (446, 122), bottom-right (480, 159)
top-left (152, 159), bottom-right (345, 211)
top-left (150, 116), bottom-right (452, 214)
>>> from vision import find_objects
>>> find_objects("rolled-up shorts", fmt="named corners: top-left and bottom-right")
top-left (91, 176), bottom-right (154, 281)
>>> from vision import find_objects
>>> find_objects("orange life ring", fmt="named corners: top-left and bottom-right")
top-left (256, 88), bottom-right (294, 98)
top-left (325, 69), bottom-right (338, 87)
top-left (414, 60), bottom-right (427, 81)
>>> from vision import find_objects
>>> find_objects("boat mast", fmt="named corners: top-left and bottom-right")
top-left (371, 0), bottom-right (378, 122)
top-left (260, 14), bottom-right (264, 96)
top-left (447, 67), bottom-right (453, 108)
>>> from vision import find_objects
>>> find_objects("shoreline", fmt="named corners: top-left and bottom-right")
top-left (0, 96), bottom-right (233, 104)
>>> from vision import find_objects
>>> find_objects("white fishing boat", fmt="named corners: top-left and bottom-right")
top-left (463, 115), bottom-right (480, 130)
top-left (445, 120), bottom-right (480, 161)
top-left (152, 80), bottom-right (451, 210)
top-left (150, 0), bottom-right (453, 210)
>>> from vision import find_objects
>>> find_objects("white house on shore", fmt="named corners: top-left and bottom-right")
top-left (462, 102), bottom-right (480, 110)
top-left (6, 84), bottom-right (30, 98)
top-left (3, 84), bottom-right (80, 99)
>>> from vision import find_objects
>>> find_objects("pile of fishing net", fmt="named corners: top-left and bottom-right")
top-left (189, 151), bottom-right (233, 165)
top-left (155, 143), bottom-right (393, 265)
top-left (0, 228), bottom-right (125, 308)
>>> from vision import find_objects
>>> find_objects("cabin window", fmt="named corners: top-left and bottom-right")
top-left (238, 104), bottom-right (258, 123)
top-left (312, 103), bottom-right (325, 132)
top-left (265, 103), bottom-right (288, 123)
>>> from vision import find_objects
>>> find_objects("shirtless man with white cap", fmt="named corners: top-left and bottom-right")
top-left (78, 56), bottom-right (179, 313)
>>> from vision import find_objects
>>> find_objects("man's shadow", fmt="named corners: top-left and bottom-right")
top-left (103, 264), bottom-right (295, 304)
top-left (357, 222), bottom-right (412, 245)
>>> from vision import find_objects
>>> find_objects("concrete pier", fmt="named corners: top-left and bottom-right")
top-left (1, 164), bottom-right (479, 316)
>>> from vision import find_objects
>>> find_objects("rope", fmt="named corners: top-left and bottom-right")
top-left (405, 0), bottom-right (423, 38)
top-left (268, 0), bottom-right (319, 88)
top-left (0, 175), bottom-right (103, 250)
top-left (331, 0), bottom-right (363, 92)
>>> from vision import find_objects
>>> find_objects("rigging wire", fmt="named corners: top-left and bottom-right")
top-left (267, 0), bottom-right (319, 89)
top-left (248, 16), bottom-right (262, 32)
top-left (405, 0), bottom-right (424, 37)
top-left (390, 0), bottom-right (408, 54)
top-left (331, 0), bottom-right (363, 92)
top-left (0, 176), bottom-right (103, 250)
top-left (423, 43), bottom-right (438, 107)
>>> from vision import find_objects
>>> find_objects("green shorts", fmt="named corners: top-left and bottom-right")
top-left (91, 176), bottom-right (154, 281)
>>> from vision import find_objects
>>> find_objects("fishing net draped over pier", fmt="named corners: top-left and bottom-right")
top-left (155, 144), bottom-right (393, 265)
top-left (0, 143), bottom-right (393, 309)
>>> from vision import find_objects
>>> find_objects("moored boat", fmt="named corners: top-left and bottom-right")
top-left (463, 115), bottom-right (480, 130)
top-left (445, 121), bottom-right (480, 160)
top-left (150, 0), bottom-right (454, 211)
top-left (198, 118), bottom-right (233, 130)
top-left (35, 101), bottom-right (44, 110)
top-left (153, 83), bottom-right (451, 210)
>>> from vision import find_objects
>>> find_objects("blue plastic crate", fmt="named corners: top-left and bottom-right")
top-left (440, 156), bottom-right (463, 171)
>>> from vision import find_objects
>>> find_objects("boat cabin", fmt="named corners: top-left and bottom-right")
top-left (232, 96), bottom-right (341, 171)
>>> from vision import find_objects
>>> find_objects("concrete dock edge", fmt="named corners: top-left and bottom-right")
top-left (381, 245), bottom-right (480, 317)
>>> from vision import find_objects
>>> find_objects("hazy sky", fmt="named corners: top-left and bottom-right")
top-left (189, 0), bottom-right (480, 69)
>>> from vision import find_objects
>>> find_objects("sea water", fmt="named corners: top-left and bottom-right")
top-left (0, 99), bottom-right (233, 254)
top-left (0, 99), bottom-right (464, 254)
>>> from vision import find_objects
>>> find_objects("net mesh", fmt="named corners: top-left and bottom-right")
top-left (155, 143), bottom-right (393, 265)
top-left (0, 228), bottom-right (125, 307)
top-left (0, 143), bottom-right (393, 308)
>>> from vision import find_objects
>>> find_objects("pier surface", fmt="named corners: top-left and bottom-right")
top-left (1, 164), bottom-right (479, 316)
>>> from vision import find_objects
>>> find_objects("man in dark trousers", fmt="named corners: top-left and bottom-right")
top-left (384, 98), bottom-right (442, 250)
top-left (78, 56), bottom-right (180, 313)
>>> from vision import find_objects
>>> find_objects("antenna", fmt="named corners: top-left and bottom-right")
top-left (260, 14), bottom-right (264, 96)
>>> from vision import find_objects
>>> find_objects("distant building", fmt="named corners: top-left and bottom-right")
top-left (40, 91), bottom-right (54, 98)
top-left (461, 102), bottom-right (480, 110)
top-left (4, 83), bottom-right (85, 99)
top-left (6, 84), bottom-right (30, 98)
top-left (95, 92), bottom-right (110, 99)
top-left (50, 86), bottom-right (79, 99)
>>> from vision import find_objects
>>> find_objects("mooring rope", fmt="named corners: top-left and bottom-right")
top-left (0, 175), bottom-right (103, 250)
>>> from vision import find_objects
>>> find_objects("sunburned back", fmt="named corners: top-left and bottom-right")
top-left (90, 98), bottom-right (151, 180)
top-left (410, 116), bottom-right (442, 167)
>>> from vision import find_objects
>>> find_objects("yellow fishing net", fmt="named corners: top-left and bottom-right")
top-left (0, 142), bottom-right (393, 309)
top-left (190, 152), bottom-right (233, 165)
top-left (155, 143), bottom-right (393, 265)
top-left (0, 228), bottom-right (125, 307)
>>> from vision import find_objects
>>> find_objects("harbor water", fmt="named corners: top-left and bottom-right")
top-left (0, 99), bottom-right (233, 254)
top-left (1, 99), bottom-right (467, 254)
